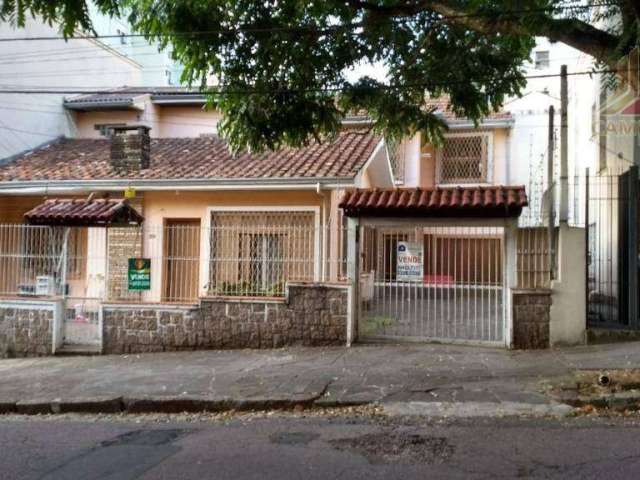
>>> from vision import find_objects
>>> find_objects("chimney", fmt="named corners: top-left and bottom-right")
top-left (109, 125), bottom-right (151, 172)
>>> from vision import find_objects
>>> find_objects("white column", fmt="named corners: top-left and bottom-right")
top-left (504, 218), bottom-right (518, 348)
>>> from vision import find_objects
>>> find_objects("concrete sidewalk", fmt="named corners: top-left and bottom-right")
top-left (0, 342), bottom-right (638, 416)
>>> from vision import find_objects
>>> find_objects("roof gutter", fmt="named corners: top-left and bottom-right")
top-left (446, 118), bottom-right (515, 129)
top-left (0, 176), bottom-right (357, 195)
top-left (151, 95), bottom-right (207, 105)
top-left (63, 100), bottom-right (143, 111)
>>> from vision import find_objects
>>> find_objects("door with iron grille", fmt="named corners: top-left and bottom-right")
top-left (359, 224), bottom-right (506, 344)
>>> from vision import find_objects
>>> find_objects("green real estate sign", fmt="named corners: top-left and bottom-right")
top-left (128, 258), bottom-right (151, 291)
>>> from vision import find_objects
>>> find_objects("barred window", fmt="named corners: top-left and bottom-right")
top-left (208, 211), bottom-right (316, 297)
top-left (437, 133), bottom-right (490, 184)
top-left (21, 227), bottom-right (87, 281)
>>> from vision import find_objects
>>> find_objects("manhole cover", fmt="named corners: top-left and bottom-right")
top-left (330, 432), bottom-right (454, 464)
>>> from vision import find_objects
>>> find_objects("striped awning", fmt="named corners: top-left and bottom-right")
top-left (339, 186), bottom-right (528, 218)
top-left (25, 198), bottom-right (144, 227)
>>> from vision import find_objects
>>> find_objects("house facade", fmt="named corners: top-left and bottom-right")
top-left (0, 85), bottom-right (580, 355)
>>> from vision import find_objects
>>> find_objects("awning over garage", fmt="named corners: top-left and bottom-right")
top-left (24, 198), bottom-right (144, 227)
top-left (339, 186), bottom-right (528, 218)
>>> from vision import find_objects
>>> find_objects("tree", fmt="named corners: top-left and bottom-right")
top-left (1, 1), bottom-right (638, 151)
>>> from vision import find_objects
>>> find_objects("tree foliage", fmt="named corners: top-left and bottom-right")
top-left (1, 1), bottom-right (638, 152)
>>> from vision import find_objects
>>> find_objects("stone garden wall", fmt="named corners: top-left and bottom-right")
top-left (512, 289), bottom-right (552, 349)
top-left (0, 301), bottom-right (54, 358)
top-left (102, 283), bottom-right (350, 354)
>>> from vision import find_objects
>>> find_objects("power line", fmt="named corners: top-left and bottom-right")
top-left (0, 69), bottom-right (617, 96)
top-left (0, 2), bottom-right (618, 43)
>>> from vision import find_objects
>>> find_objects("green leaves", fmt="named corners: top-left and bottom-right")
top-left (0, 0), bottom-right (120, 37)
top-left (1, 0), bottom-right (634, 153)
top-left (125, 1), bottom-right (534, 151)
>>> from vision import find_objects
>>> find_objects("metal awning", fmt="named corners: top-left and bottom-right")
top-left (24, 198), bottom-right (144, 227)
top-left (339, 186), bottom-right (528, 218)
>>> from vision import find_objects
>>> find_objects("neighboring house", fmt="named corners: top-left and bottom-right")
top-left (0, 13), bottom-right (181, 161)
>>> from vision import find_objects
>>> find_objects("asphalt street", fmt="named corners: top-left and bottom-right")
top-left (1, 412), bottom-right (640, 479)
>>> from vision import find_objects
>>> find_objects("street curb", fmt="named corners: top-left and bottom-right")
top-left (53, 396), bottom-right (124, 414)
top-left (551, 391), bottom-right (640, 410)
top-left (16, 399), bottom-right (53, 415)
top-left (382, 401), bottom-right (575, 418)
top-left (0, 400), bottom-right (17, 414)
top-left (1, 394), bottom-right (361, 416)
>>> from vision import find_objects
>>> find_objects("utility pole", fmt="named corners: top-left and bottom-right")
top-left (559, 64), bottom-right (569, 223)
top-left (547, 105), bottom-right (556, 278)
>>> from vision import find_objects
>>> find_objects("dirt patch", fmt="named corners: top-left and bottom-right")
top-left (571, 369), bottom-right (640, 394)
top-left (330, 431), bottom-right (454, 465)
top-left (546, 369), bottom-right (640, 413)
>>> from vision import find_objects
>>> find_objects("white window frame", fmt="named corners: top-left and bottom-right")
top-left (534, 50), bottom-right (550, 69)
top-left (435, 131), bottom-right (494, 186)
top-left (202, 206), bottom-right (321, 297)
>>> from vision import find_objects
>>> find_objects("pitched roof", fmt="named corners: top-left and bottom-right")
top-left (340, 186), bottom-right (528, 218)
top-left (424, 97), bottom-right (512, 123)
top-left (0, 131), bottom-right (380, 183)
top-left (64, 87), bottom-right (205, 109)
top-left (24, 198), bottom-right (144, 227)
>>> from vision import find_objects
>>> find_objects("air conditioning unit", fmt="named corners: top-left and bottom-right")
top-left (17, 284), bottom-right (36, 296)
top-left (36, 276), bottom-right (56, 296)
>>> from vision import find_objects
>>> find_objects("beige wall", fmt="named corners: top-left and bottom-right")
top-left (73, 103), bottom-right (220, 139)
top-left (140, 189), bottom-right (332, 302)
top-left (402, 128), bottom-right (511, 188)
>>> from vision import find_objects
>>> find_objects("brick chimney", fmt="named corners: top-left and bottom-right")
top-left (109, 125), bottom-right (151, 172)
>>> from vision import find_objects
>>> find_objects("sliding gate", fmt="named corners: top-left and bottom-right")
top-left (358, 224), bottom-right (506, 345)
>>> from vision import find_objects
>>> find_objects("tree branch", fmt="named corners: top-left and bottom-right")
top-left (345, 0), bottom-right (622, 66)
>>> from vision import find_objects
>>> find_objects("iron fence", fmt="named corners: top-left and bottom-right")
top-left (0, 220), bottom-right (350, 303)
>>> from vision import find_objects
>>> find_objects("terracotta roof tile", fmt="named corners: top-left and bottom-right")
top-left (0, 131), bottom-right (380, 182)
top-left (340, 186), bottom-right (527, 218)
top-left (24, 198), bottom-right (144, 227)
top-left (425, 97), bottom-right (512, 122)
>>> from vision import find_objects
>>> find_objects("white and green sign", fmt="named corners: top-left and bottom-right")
top-left (128, 258), bottom-right (151, 291)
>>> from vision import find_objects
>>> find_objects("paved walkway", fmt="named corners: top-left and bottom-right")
top-left (0, 342), bottom-right (638, 415)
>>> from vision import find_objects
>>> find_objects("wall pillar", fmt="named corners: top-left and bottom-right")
top-left (550, 224), bottom-right (587, 345)
top-left (346, 217), bottom-right (360, 344)
top-left (504, 218), bottom-right (518, 348)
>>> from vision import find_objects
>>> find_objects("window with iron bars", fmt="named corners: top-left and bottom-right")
top-left (208, 211), bottom-right (316, 297)
top-left (437, 133), bottom-right (491, 184)
top-left (21, 227), bottom-right (87, 281)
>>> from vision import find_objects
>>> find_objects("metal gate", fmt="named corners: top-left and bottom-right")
top-left (62, 297), bottom-right (101, 347)
top-left (358, 224), bottom-right (506, 344)
top-left (586, 169), bottom-right (640, 329)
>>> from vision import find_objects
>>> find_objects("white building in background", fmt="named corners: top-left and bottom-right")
top-left (0, 9), bottom-right (182, 160)
top-left (504, 37), bottom-right (598, 224)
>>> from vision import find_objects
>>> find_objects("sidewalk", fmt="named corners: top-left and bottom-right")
top-left (0, 342), bottom-right (638, 417)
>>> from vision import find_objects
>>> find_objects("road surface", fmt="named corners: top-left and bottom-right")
top-left (1, 412), bottom-right (640, 479)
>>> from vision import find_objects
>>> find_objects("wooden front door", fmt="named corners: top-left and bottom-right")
top-left (163, 219), bottom-right (201, 302)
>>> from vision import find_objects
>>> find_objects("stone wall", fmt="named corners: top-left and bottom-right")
top-left (107, 196), bottom-right (143, 301)
top-left (0, 303), bottom-right (53, 358)
top-left (512, 289), bottom-right (552, 349)
top-left (103, 283), bottom-right (350, 354)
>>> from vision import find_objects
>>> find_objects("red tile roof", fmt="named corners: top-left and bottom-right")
top-left (0, 131), bottom-right (379, 182)
top-left (25, 198), bottom-right (144, 227)
top-left (340, 186), bottom-right (528, 218)
top-left (425, 97), bottom-right (512, 122)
